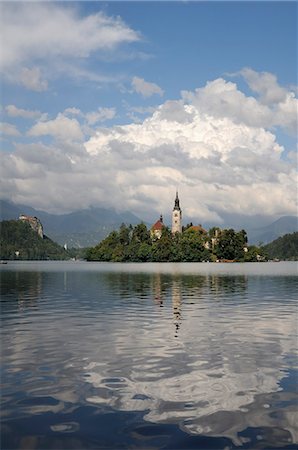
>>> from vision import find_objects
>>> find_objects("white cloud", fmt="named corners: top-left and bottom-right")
top-left (182, 74), bottom-right (298, 135)
top-left (0, 122), bottom-right (21, 137)
top-left (20, 67), bottom-right (48, 92)
top-left (1, 72), bottom-right (297, 220)
top-left (240, 67), bottom-right (288, 105)
top-left (1, 3), bottom-right (140, 86)
top-left (181, 78), bottom-right (274, 129)
top-left (28, 113), bottom-right (84, 142)
top-left (132, 76), bottom-right (164, 98)
top-left (63, 107), bottom-right (81, 117)
top-left (85, 107), bottom-right (116, 125)
top-left (5, 104), bottom-right (42, 119)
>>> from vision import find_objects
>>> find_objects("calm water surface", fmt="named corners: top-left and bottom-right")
top-left (1, 261), bottom-right (297, 450)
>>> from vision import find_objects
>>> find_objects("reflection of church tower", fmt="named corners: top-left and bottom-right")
top-left (152, 273), bottom-right (163, 306)
top-left (172, 279), bottom-right (182, 337)
top-left (172, 191), bottom-right (182, 234)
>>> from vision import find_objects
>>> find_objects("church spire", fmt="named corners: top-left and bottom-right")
top-left (172, 191), bottom-right (182, 233)
top-left (173, 190), bottom-right (180, 211)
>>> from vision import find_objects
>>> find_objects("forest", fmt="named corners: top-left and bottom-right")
top-left (262, 232), bottom-right (298, 261)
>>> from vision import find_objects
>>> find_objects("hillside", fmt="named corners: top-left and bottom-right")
top-left (262, 232), bottom-right (298, 261)
top-left (0, 220), bottom-right (69, 260)
top-left (248, 216), bottom-right (298, 245)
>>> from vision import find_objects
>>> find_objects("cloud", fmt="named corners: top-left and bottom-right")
top-left (181, 78), bottom-right (274, 129)
top-left (85, 108), bottom-right (116, 125)
top-left (63, 106), bottom-right (116, 124)
top-left (19, 67), bottom-right (48, 92)
top-left (64, 107), bottom-right (81, 117)
top-left (240, 68), bottom-right (288, 105)
top-left (0, 122), bottom-right (21, 137)
top-left (1, 72), bottom-right (297, 220)
top-left (181, 75), bottom-right (297, 135)
top-left (1, 3), bottom-right (140, 86)
top-left (28, 113), bottom-right (84, 142)
top-left (132, 76), bottom-right (164, 98)
top-left (5, 104), bottom-right (42, 120)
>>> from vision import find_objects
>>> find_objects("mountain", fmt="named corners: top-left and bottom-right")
top-left (262, 232), bottom-right (298, 260)
top-left (0, 200), bottom-right (142, 248)
top-left (248, 216), bottom-right (298, 245)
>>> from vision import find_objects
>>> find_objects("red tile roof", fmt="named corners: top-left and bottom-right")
top-left (151, 220), bottom-right (164, 230)
top-left (187, 225), bottom-right (207, 233)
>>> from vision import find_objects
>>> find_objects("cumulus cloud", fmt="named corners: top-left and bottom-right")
top-left (63, 107), bottom-right (81, 117)
top-left (28, 113), bottom-right (84, 142)
top-left (1, 3), bottom-right (140, 86)
top-left (240, 67), bottom-right (288, 105)
top-left (225, 68), bottom-right (298, 134)
top-left (1, 72), bottom-right (297, 220)
top-left (132, 76), bottom-right (164, 98)
top-left (0, 122), bottom-right (21, 137)
top-left (5, 104), bottom-right (42, 120)
top-left (85, 107), bottom-right (116, 125)
top-left (20, 67), bottom-right (48, 92)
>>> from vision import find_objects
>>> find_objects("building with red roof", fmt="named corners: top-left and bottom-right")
top-left (151, 215), bottom-right (164, 239)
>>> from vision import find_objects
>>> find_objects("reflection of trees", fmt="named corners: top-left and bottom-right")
top-left (152, 273), bottom-right (163, 306)
top-left (207, 275), bottom-right (247, 298)
top-left (1, 271), bottom-right (42, 308)
top-left (103, 272), bottom-right (152, 299)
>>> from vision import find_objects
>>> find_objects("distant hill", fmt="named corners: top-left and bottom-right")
top-left (0, 220), bottom-right (69, 260)
top-left (1, 199), bottom-right (297, 248)
top-left (262, 232), bottom-right (298, 261)
top-left (248, 216), bottom-right (298, 245)
top-left (0, 200), bottom-right (142, 248)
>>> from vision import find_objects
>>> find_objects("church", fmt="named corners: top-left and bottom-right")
top-left (151, 191), bottom-right (183, 239)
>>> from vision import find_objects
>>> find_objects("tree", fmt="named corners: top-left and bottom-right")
top-left (178, 230), bottom-right (208, 261)
top-left (215, 229), bottom-right (246, 261)
top-left (151, 226), bottom-right (174, 262)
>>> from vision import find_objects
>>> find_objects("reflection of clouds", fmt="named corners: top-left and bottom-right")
top-left (1, 264), bottom-right (297, 447)
top-left (84, 355), bottom-right (286, 445)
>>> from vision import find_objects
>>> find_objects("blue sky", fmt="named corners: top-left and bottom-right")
top-left (0, 1), bottom-right (297, 222)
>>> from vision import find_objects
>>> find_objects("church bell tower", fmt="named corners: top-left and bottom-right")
top-left (172, 191), bottom-right (182, 234)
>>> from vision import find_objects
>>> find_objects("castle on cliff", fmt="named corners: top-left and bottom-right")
top-left (19, 214), bottom-right (44, 238)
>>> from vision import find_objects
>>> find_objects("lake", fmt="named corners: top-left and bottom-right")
top-left (1, 261), bottom-right (297, 450)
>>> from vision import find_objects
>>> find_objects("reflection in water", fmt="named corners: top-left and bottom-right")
top-left (1, 271), bottom-right (42, 309)
top-left (1, 262), bottom-right (297, 450)
top-left (172, 278), bottom-right (182, 337)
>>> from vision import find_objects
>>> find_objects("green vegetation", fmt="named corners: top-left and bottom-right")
top-left (86, 223), bottom-right (265, 262)
top-left (0, 220), bottom-right (70, 260)
top-left (262, 232), bottom-right (298, 261)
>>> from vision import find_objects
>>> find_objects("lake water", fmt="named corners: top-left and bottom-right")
top-left (1, 261), bottom-right (297, 450)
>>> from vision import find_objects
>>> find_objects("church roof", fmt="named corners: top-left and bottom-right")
top-left (151, 215), bottom-right (164, 230)
top-left (187, 225), bottom-right (207, 234)
top-left (151, 219), bottom-right (164, 231)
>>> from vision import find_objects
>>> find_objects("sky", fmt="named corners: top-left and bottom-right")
top-left (0, 1), bottom-right (297, 224)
